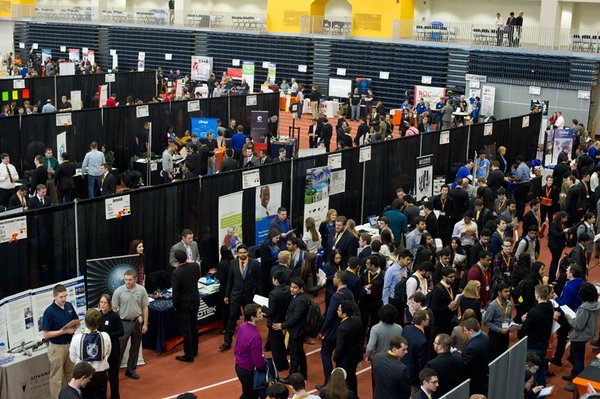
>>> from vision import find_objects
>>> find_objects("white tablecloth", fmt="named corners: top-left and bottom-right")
top-left (0, 347), bottom-right (50, 399)
top-left (302, 99), bottom-right (340, 118)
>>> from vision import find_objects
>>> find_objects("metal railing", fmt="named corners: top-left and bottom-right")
top-left (300, 15), bottom-right (353, 37)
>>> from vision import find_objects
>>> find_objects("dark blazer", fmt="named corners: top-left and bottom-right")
top-left (477, 185), bottom-right (494, 211)
top-left (474, 208), bottom-right (492, 231)
top-left (54, 161), bottom-right (76, 190)
top-left (462, 332), bottom-right (490, 395)
top-left (58, 384), bottom-right (82, 399)
top-left (334, 316), bottom-right (363, 365)
top-left (100, 172), bottom-right (117, 196)
top-left (401, 325), bottom-right (429, 386)
top-left (449, 188), bottom-right (470, 220)
top-left (429, 283), bottom-right (456, 335)
top-left (424, 211), bottom-right (439, 239)
top-left (219, 157), bottom-right (238, 172)
top-left (8, 193), bottom-right (27, 209)
top-left (269, 264), bottom-right (292, 285)
top-left (331, 230), bottom-right (359, 264)
top-left (345, 270), bottom-right (362, 301)
top-left (321, 123), bottom-right (333, 147)
top-left (424, 352), bottom-right (465, 396)
top-left (30, 166), bottom-right (47, 195)
top-left (518, 301), bottom-right (553, 350)
top-left (99, 310), bottom-right (124, 360)
top-left (185, 152), bottom-right (201, 175)
top-left (226, 258), bottom-right (260, 301)
top-left (547, 221), bottom-right (567, 250)
top-left (411, 389), bottom-right (431, 399)
top-left (459, 296), bottom-right (482, 323)
top-left (521, 210), bottom-right (539, 237)
top-left (571, 243), bottom-right (588, 272)
top-left (264, 284), bottom-right (292, 327)
top-left (487, 169), bottom-right (505, 196)
top-left (357, 246), bottom-right (372, 265)
top-left (553, 162), bottom-right (570, 188)
top-left (171, 262), bottom-right (201, 312)
top-left (321, 287), bottom-right (354, 341)
top-left (28, 195), bottom-right (52, 209)
top-left (280, 293), bottom-right (310, 339)
top-left (372, 351), bottom-right (411, 399)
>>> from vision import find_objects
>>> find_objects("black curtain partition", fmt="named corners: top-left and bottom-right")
top-left (0, 112), bottom-right (542, 297)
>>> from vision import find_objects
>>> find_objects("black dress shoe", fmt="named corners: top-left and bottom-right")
top-left (176, 355), bottom-right (194, 363)
top-left (125, 371), bottom-right (140, 380)
top-left (219, 342), bottom-right (232, 351)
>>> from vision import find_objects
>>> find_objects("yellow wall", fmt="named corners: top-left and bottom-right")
top-left (267, 0), bottom-right (321, 34)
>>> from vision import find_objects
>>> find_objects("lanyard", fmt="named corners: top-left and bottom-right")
top-left (442, 281), bottom-right (454, 300)
top-left (333, 228), bottom-right (346, 248)
top-left (478, 264), bottom-right (488, 287)
top-left (415, 272), bottom-right (427, 292)
top-left (440, 197), bottom-right (446, 210)
top-left (497, 199), bottom-right (505, 212)
top-left (501, 252), bottom-right (512, 271)
top-left (424, 211), bottom-right (431, 220)
top-left (368, 270), bottom-right (380, 283)
top-left (239, 259), bottom-right (247, 278)
top-left (545, 186), bottom-right (552, 199)
top-left (496, 298), bottom-right (509, 321)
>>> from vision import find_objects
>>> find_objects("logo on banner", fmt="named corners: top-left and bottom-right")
top-left (198, 299), bottom-right (217, 320)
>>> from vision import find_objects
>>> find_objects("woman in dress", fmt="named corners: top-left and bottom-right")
top-left (319, 209), bottom-right (338, 261)
top-left (303, 217), bottom-right (322, 254)
top-left (98, 294), bottom-right (124, 399)
top-left (259, 229), bottom-right (281, 296)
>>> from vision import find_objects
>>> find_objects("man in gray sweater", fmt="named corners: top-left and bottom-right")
top-left (482, 282), bottom-right (513, 360)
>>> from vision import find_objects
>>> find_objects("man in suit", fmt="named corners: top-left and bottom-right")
top-left (320, 116), bottom-right (333, 152)
top-left (345, 257), bottom-right (363, 300)
top-left (99, 163), bottom-right (117, 196)
top-left (54, 152), bottom-right (76, 203)
top-left (28, 184), bottom-right (53, 209)
top-left (462, 318), bottom-right (490, 395)
top-left (169, 228), bottom-right (201, 267)
top-left (269, 207), bottom-right (293, 249)
top-left (422, 201), bottom-right (439, 239)
top-left (221, 244), bottom-right (260, 351)
top-left (8, 185), bottom-right (28, 210)
top-left (429, 267), bottom-right (458, 337)
top-left (319, 271), bottom-right (355, 387)
top-left (372, 336), bottom-right (411, 399)
top-left (241, 147), bottom-right (259, 168)
top-left (259, 150), bottom-right (272, 165)
top-left (401, 310), bottom-right (430, 388)
top-left (274, 277), bottom-right (310, 380)
top-left (30, 155), bottom-right (48, 196)
top-left (521, 198), bottom-right (541, 237)
top-left (357, 233), bottom-right (372, 263)
top-left (425, 333), bottom-right (465, 396)
top-left (334, 300), bottom-right (363, 396)
top-left (58, 361), bottom-right (95, 399)
top-left (219, 148), bottom-right (238, 173)
top-left (329, 216), bottom-right (358, 264)
top-left (473, 198), bottom-right (492, 232)
top-left (359, 256), bottom-right (384, 338)
top-left (433, 185), bottom-right (455, 245)
top-left (270, 251), bottom-right (293, 284)
top-left (449, 180), bottom-right (471, 222)
top-left (263, 271), bottom-right (292, 372)
top-left (413, 368), bottom-right (439, 399)
top-left (286, 237), bottom-right (305, 278)
top-left (171, 249), bottom-right (201, 362)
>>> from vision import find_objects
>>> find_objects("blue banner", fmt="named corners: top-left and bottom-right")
top-left (191, 117), bottom-right (218, 139)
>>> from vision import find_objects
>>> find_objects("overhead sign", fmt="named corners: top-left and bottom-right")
top-left (465, 74), bottom-right (487, 82)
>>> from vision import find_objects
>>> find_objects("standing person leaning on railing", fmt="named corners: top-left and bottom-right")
top-left (495, 12), bottom-right (504, 46)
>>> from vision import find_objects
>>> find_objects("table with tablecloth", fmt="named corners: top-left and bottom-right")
top-left (573, 365), bottom-right (600, 397)
top-left (142, 286), bottom-right (221, 353)
top-left (302, 99), bottom-right (340, 118)
top-left (270, 139), bottom-right (296, 159)
top-left (0, 347), bottom-right (50, 399)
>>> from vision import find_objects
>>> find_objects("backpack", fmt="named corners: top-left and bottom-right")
top-left (511, 279), bottom-right (529, 306)
top-left (80, 331), bottom-right (104, 362)
top-left (566, 221), bottom-right (586, 247)
top-left (253, 358), bottom-right (278, 394)
top-left (394, 274), bottom-right (420, 309)
top-left (305, 299), bottom-right (324, 338)
top-left (491, 273), bottom-right (510, 299)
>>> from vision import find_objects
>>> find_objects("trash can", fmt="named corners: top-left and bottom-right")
top-left (431, 21), bottom-right (443, 41)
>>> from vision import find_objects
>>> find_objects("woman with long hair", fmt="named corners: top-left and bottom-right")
top-left (319, 209), bottom-right (338, 261)
top-left (459, 280), bottom-right (482, 323)
top-left (301, 252), bottom-right (320, 296)
top-left (217, 245), bottom-right (234, 332)
top-left (346, 219), bottom-right (359, 239)
top-left (379, 228), bottom-right (396, 258)
top-left (303, 217), bottom-right (322, 254)
top-left (449, 237), bottom-right (467, 287)
top-left (415, 233), bottom-right (436, 266)
top-left (451, 308), bottom-right (476, 353)
top-left (323, 249), bottom-right (345, 310)
top-left (98, 294), bottom-right (124, 399)
top-left (258, 229), bottom-right (281, 296)
top-left (128, 240), bottom-right (145, 285)
top-left (319, 367), bottom-right (355, 399)
top-left (515, 262), bottom-right (545, 322)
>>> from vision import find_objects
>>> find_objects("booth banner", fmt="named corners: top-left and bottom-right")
top-left (250, 110), bottom-right (269, 143)
top-left (0, 216), bottom-right (27, 244)
top-left (56, 112), bottom-right (71, 127)
top-left (413, 85), bottom-right (446, 106)
top-left (87, 50), bottom-right (95, 66)
top-left (219, 191), bottom-right (243, 255)
top-left (242, 61), bottom-right (255, 92)
top-left (41, 49), bottom-right (51, 63)
top-left (548, 129), bottom-right (573, 165)
top-left (105, 194), bottom-right (131, 220)
top-left (255, 183), bottom-right (282, 244)
top-left (98, 84), bottom-right (108, 107)
top-left (267, 63), bottom-right (276, 84)
top-left (137, 59), bottom-right (145, 72)
top-left (70, 90), bottom-right (82, 111)
top-left (356, 77), bottom-right (371, 94)
top-left (226, 68), bottom-right (242, 79)
top-left (112, 54), bottom-right (118, 70)
top-left (481, 85), bottom-right (496, 116)
top-left (304, 166), bottom-right (331, 230)
top-left (191, 56), bottom-right (213, 81)
top-left (191, 117), bottom-right (218, 139)
top-left (68, 49), bottom-right (80, 62)
top-left (416, 154), bottom-right (434, 201)
top-left (86, 255), bottom-right (140, 307)
top-left (175, 79), bottom-right (184, 99)
top-left (56, 132), bottom-right (67, 162)
top-left (242, 169), bottom-right (260, 190)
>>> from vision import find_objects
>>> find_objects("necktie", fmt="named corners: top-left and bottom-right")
top-left (6, 165), bottom-right (13, 182)
top-left (19, 195), bottom-right (24, 207)
top-left (101, 174), bottom-right (105, 186)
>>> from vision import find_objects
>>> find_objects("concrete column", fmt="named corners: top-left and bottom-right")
top-left (539, 0), bottom-right (561, 47)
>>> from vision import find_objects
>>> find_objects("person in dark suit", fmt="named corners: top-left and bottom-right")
top-left (58, 361), bottom-right (95, 399)
top-left (412, 368), bottom-right (440, 399)
top-left (241, 147), bottom-right (259, 168)
top-left (258, 229), bottom-right (281, 296)
top-left (270, 251), bottom-right (293, 285)
top-left (98, 294), bottom-right (124, 399)
top-left (319, 271), bottom-right (355, 387)
top-left (473, 199), bottom-right (493, 232)
top-left (565, 175), bottom-right (580, 227)
top-left (53, 152), bottom-right (76, 203)
top-left (425, 333), bottom-right (465, 396)
top-left (372, 336), bottom-right (411, 399)
top-left (171, 249), bottom-right (201, 362)
top-left (321, 117), bottom-right (333, 152)
top-left (8, 185), bottom-right (29, 210)
top-left (359, 256), bottom-right (385, 339)
top-left (99, 163), bottom-right (117, 196)
top-left (433, 185), bottom-right (455, 245)
top-left (169, 228), bottom-right (201, 266)
top-left (269, 207), bottom-right (294, 249)
top-left (449, 183), bottom-right (470, 222)
top-left (308, 118), bottom-right (321, 148)
top-left (219, 148), bottom-right (238, 173)
top-left (28, 184), bottom-right (53, 209)
top-left (521, 198), bottom-right (541, 237)
top-left (274, 277), bottom-right (310, 380)
top-left (461, 318), bottom-right (490, 395)
top-left (30, 155), bottom-right (47, 196)
top-left (286, 237), bottom-right (306, 278)
top-left (329, 216), bottom-right (359, 264)
top-left (357, 233), bottom-right (372, 264)
top-left (487, 161), bottom-right (506, 197)
top-left (423, 201), bottom-right (439, 239)
top-left (221, 244), bottom-right (260, 351)
top-left (185, 144), bottom-right (201, 176)
top-left (262, 271), bottom-right (292, 372)
top-left (258, 150), bottom-right (272, 165)
top-left (401, 310), bottom-right (430, 388)
top-left (345, 257), bottom-right (362, 301)
top-left (334, 300), bottom-right (363, 395)
top-left (429, 267), bottom-right (458, 337)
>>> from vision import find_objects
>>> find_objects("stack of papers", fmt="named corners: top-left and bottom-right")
top-left (538, 385), bottom-right (554, 397)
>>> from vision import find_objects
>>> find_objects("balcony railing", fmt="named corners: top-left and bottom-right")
top-left (301, 15), bottom-right (353, 37)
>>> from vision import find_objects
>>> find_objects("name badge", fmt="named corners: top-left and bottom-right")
top-left (440, 212), bottom-right (446, 216)
top-left (502, 321), bottom-right (509, 329)
top-left (105, 320), bottom-right (109, 325)
top-left (486, 285), bottom-right (490, 291)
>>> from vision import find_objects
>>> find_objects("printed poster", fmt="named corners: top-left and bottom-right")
top-left (191, 56), bottom-right (213, 81)
top-left (267, 63), bottom-right (276, 84)
top-left (86, 255), bottom-right (140, 307)
top-left (68, 49), bottom-right (80, 62)
top-left (250, 111), bottom-right (269, 143)
top-left (330, 169), bottom-right (346, 196)
top-left (416, 155), bottom-right (434, 201)
top-left (219, 191), bottom-right (243, 255)
top-left (3, 290), bottom-right (35, 349)
top-left (191, 118), bottom-right (218, 139)
top-left (242, 61), bottom-right (255, 92)
top-left (255, 182), bottom-right (282, 244)
top-left (105, 195), bottom-right (132, 220)
top-left (414, 85), bottom-right (446, 107)
top-left (0, 216), bottom-right (27, 243)
top-left (304, 166), bottom-right (331, 231)
top-left (549, 129), bottom-right (574, 165)
top-left (481, 85), bottom-right (496, 116)
top-left (56, 132), bottom-right (67, 162)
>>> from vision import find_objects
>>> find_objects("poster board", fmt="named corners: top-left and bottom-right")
top-left (413, 85), bottom-right (446, 106)
top-left (328, 78), bottom-right (352, 98)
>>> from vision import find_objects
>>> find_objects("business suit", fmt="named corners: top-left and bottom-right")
top-left (54, 161), bottom-right (76, 202)
top-left (423, 211), bottom-right (439, 240)
top-left (281, 293), bottom-right (310, 377)
top-left (521, 209), bottom-right (540, 237)
top-left (321, 122), bottom-right (333, 152)
top-left (335, 316), bottom-right (363, 395)
top-left (269, 217), bottom-right (293, 249)
top-left (224, 258), bottom-right (260, 345)
top-left (462, 332), bottom-right (490, 395)
top-left (424, 352), bottom-right (465, 396)
top-left (219, 157), bottom-right (238, 172)
top-left (449, 188), bottom-right (470, 221)
top-left (359, 269), bottom-right (384, 337)
top-left (58, 384), bottom-right (82, 399)
top-left (429, 283), bottom-right (456, 336)
top-left (30, 166), bottom-right (47, 195)
top-left (8, 193), bottom-right (27, 209)
top-left (99, 172), bottom-right (117, 196)
top-left (401, 325), bottom-right (429, 387)
top-left (289, 249), bottom-right (306, 278)
top-left (474, 208), bottom-right (492, 231)
top-left (169, 240), bottom-right (201, 266)
top-left (411, 388), bottom-right (433, 399)
top-left (330, 229), bottom-right (359, 264)
top-left (320, 287), bottom-right (354, 383)
top-left (28, 195), bottom-right (52, 209)
top-left (433, 194), bottom-right (455, 245)
top-left (242, 155), bottom-right (259, 168)
top-left (308, 123), bottom-right (321, 148)
top-left (372, 351), bottom-right (411, 399)
top-left (264, 284), bottom-right (292, 371)
top-left (172, 261), bottom-right (201, 359)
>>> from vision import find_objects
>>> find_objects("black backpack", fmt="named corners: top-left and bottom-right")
top-left (566, 221), bottom-right (586, 247)
top-left (394, 275), bottom-right (420, 309)
top-left (305, 299), bottom-right (324, 338)
top-left (80, 331), bottom-right (104, 362)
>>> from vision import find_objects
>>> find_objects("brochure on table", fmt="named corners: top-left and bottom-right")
top-left (1, 276), bottom-right (86, 350)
